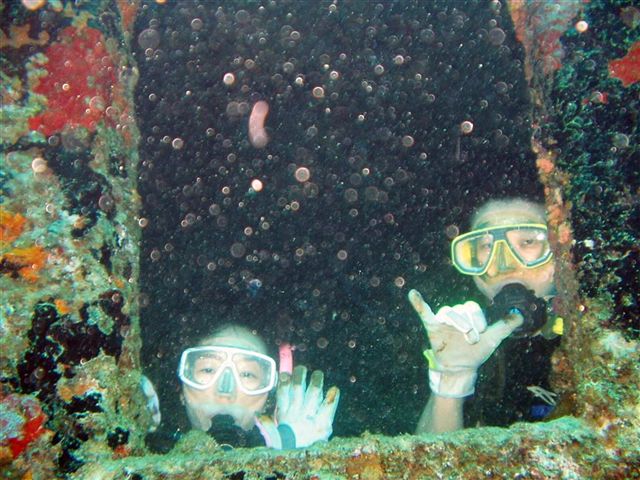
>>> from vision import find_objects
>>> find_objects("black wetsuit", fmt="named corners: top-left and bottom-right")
top-left (465, 334), bottom-right (561, 427)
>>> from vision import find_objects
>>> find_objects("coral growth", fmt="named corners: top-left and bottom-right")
top-left (0, 245), bottom-right (48, 282)
top-left (28, 26), bottom-right (117, 137)
top-left (0, 208), bottom-right (26, 244)
top-left (609, 41), bottom-right (640, 87)
top-left (509, 0), bottom-right (584, 80)
top-left (0, 391), bottom-right (48, 459)
top-left (0, 23), bottom-right (49, 50)
top-left (0, 208), bottom-right (48, 282)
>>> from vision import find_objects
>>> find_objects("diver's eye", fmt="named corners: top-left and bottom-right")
top-left (199, 367), bottom-right (216, 374)
top-left (239, 370), bottom-right (258, 379)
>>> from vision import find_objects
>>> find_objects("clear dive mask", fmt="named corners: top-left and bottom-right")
top-left (451, 223), bottom-right (552, 276)
top-left (178, 346), bottom-right (277, 395)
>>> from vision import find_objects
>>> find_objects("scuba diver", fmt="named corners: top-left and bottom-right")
top-left (143, 324), bottom-right (340, 449)
top-left (409, 198), bottom-right (561, 433)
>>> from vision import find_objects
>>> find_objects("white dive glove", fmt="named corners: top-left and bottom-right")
top-left (140, 374), bottom-right (161, 432)
top-left (408, 289), bottom-right (523, 398)
top-left (256, 365), bottom-right (340, 449)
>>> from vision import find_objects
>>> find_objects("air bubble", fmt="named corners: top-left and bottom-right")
top-left (344, 188), bottom-right (358, 203)
top-left (612, 133), bottom-right (629, 148)
top-left (172, 138), bottom-right (184, 149)
top-left (251, 179), bottom-right (264, 191)
top-left (283, 62), bottom-right (294, 74)
top-left (31, 157), bottom-right (47, 173)
top-left (488, 28), bottom-right (506, 46)
top-left (460, 121), bottom-right (474, 134)
top-left (295, 167), bottom-right (311, 182)
top-left (401, 135), bottom-right (415, 147)
top-left (223, 73), bottom-right (235, 86)
top-left (98, 195), bottom-right (114, 212)
top-left (138, 28), bottom-right (160, 50)
top-left (230, 243), bottom-right (246, 258)
top-left (575, 20), bottom-right (588, 33)
top-left (445, 224), bottom-right (460, 239)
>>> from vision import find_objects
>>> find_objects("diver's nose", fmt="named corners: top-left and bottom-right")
top-left (488, 242), bottom-right (518, 275)
top-left (216, 368), bottom-right (236, 396)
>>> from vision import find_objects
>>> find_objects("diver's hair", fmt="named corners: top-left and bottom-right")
top-left (471, 198), bottom-right (546, 228)
top-left (196, 323), bottom-right (268, 354)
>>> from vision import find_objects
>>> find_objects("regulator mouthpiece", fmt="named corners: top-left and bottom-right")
top-left (487, 283), bottom-right (547, 337)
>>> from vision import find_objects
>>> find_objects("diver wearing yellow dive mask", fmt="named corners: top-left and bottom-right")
top-left (410, 199), bottom-right (560, 434)
top-left (451, 223), bottom-right (555, 338)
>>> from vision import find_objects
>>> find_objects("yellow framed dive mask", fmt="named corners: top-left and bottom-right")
top-left (451, 223), bottom-right (553, 276)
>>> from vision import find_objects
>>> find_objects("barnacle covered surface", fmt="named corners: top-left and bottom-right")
top-left (2, 0), bottom-right (639, 479)
top-left (1, 1), bottom-right (148, 477)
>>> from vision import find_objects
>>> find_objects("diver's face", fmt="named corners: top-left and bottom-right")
top-left (181, 330), bottom-right (271, 432)
top-left (471, 205), bottom-right (555, 301)
top-left (182, 381), bottom-right (268, 431)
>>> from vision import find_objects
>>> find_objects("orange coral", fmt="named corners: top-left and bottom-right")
top-left (0, 24), bottom-right (49, 49)
top-left (537, 156), bottom-right (555, 174)
top-left (1, 246), bottom-right (48, 282)
top-left (57, 378), bottom-right (100, 402)
top-left (54, 299), bottom-right (72, 315)
top-left (117, 0), bottom-right (140, 33)
top-left (0, 208), bottom-right (27, 244)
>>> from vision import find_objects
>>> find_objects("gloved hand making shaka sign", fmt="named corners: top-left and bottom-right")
top-left (408, 289), bottom-right (523, 399)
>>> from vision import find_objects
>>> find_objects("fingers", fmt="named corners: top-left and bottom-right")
top-left (463, 301), bottom-right (487, 334)
top-left (302, 370), bottom-right (324, 418)
top-left (276, 371), bottom-right (292, 415)
top-left (435, 302), bottom-right (486, 344)
top-left (316, 386), bottom-right (340, 429)
top-left (408, 289), bottom-right (435, 327)
top-left (289, 365), bottom-right (307, 414)
top-left (483, 312), bottom-right (524, 347)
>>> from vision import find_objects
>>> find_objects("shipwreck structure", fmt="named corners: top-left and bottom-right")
top-left (1, 0), bottom-right (638, 478)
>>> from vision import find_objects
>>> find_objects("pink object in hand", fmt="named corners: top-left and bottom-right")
top-left (279, 343), bottom-right (294, 374)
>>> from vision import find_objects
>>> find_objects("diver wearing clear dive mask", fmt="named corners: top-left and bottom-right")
top-left (176, 324), bottom-right (340, 449)
top-left (410, 199), bottom-right (561, 434)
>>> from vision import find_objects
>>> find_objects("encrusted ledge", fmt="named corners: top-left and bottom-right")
top-left (73, 417), bottom-right (638, 479)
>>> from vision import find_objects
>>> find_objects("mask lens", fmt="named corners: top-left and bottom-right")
top-left (453, 232), bottom-right (495, 274)
top-left (505, 227), bottom-right (550, 266)
top-left (231, 352), bottom-right (274, 392)
top-left (182, 350), bottom-right (227, 388)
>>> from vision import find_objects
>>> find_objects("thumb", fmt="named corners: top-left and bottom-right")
top-left (483, 312), bottom-right (524, 346)
top-left (408, 289), bottom-right (435, 326)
